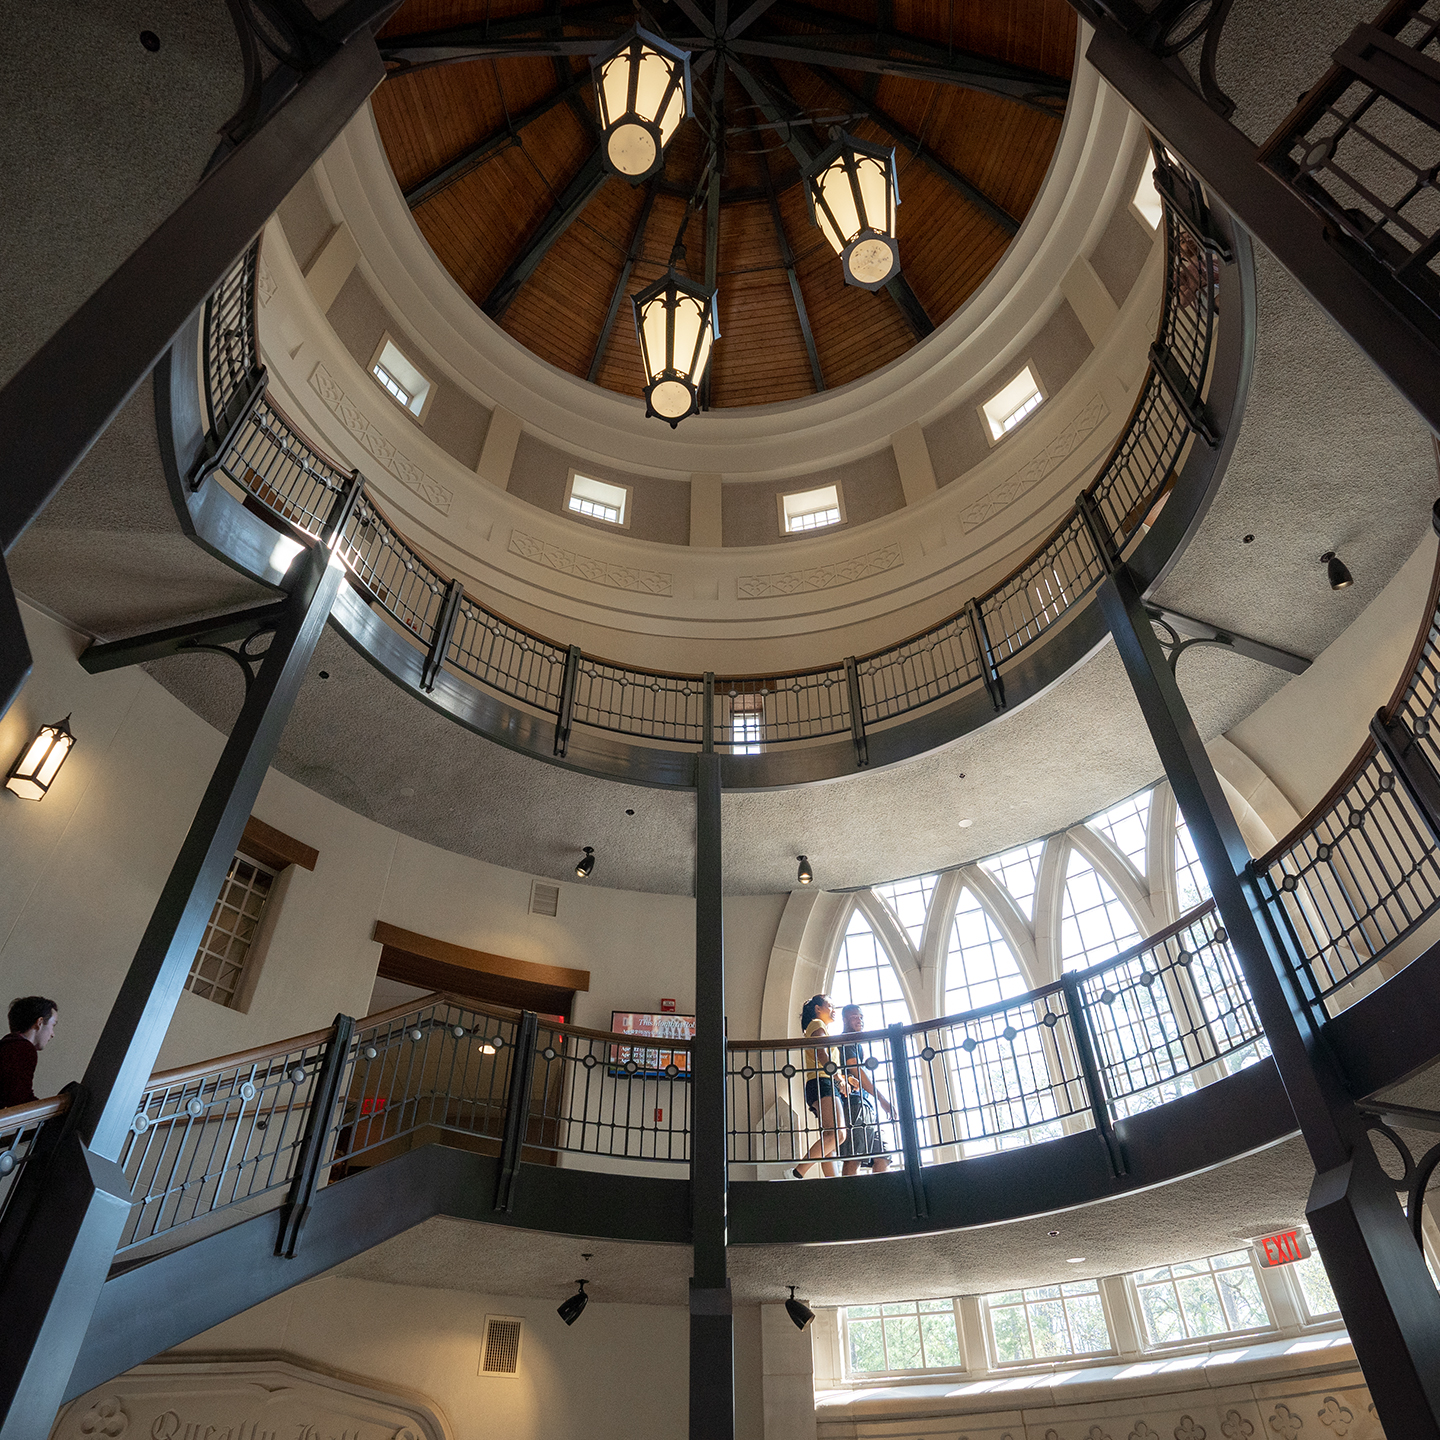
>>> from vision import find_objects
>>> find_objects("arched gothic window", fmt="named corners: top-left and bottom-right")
top-left (872, 873), bottom-right (939, 949)
top-left (1089, 790), bottom-right (1151, 876)
top-left (943, 886), bottom-right (1028, 1017)
top-left (979, 840), bottom-right (1044, 920)
top-left (1174, 815), bottom-right (1212, 913)
top-left (828, 906), bottom-right (912, 1030)
top-left (1059, 847), bottom-right (1141, 970)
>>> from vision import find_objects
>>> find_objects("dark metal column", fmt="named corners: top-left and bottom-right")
top-left (690, 749), bottom-right (733, 1440)
top-left (1099, 563), bottom-right (1440, 1437)
top-left (0, 539), bottom-right (345, 1440)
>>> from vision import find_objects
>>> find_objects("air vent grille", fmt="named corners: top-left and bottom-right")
top-left (481, 1316), bottom-right (523, 1375)
top-left (530, 881), bottom-right (560, 917)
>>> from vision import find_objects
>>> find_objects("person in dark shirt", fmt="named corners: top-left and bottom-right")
top-left (0, 996), bottom-right (59, 1108)
top-left (836, 1004), bottom-right (893, 1176)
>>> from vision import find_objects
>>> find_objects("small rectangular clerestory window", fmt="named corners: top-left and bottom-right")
top-left (980, 364), bottom-right (1045, 444)
top-left (566, 471), bottom-right (631, 527)
top-left (779, 482), bottom-right (844, 535)
top-left (1132, 163), bottom-right (1165, 230)
top-left (369, 333), bottom-right (435, 421)
top-left (185, 853), bottom-right (276, 1009)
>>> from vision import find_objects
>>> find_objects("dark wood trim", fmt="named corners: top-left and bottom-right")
top-left (371, 920), bottom-right (590, 992)
top-left (240, 815), bottom-right (319, 872)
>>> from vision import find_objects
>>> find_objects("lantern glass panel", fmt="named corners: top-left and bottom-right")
top-left (36, 732), bottom-right (73, 786)
top-left (598, 52), bottom-right (631, 128)
top-left (658, 73), bottom-right (686, 147)
top-left (640, 296), bottom-right (670, 379)
top-left (634, 50), bottom-right (675, 126)
top-left (818, 158), bottom-right (861, 255)
top-left (855, 154), bottom-right (892, 236)
top-left (672, 294), bottom-right (705, 374)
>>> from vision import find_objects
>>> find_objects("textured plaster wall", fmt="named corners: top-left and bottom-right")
top-left (0, 603), bottom-right (784, 1092)
top-left (151, 1275), bottom-right (766, 1440)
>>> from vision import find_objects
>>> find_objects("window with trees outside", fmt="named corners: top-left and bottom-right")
top-left (845, 1299), bottom-right (962, 1374)
top-left (986, 1279), bottom-right (1111, 1363)
top-left (1131, 1249), bottom-right (1269, 1344)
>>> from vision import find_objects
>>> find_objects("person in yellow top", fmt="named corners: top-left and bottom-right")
top-left (788, 994), bottom-right (854, 1179)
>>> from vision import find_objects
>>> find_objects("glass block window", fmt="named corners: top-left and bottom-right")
top-left (872, 873), bottom-right (939, 949)
top-left (1060, 846), bottom-right (1142, 971)
top-left (844, 1300), bottom-right (962, 1374)
top-left (986, 1279), bottom-right (1112, 1363)
top-left (1291, 1243), bottom-right (1340, 1322)
top-left (829, 908), bottom-right (912, 1030)
top-left (1132, 1250), bottom-right (1270, 1345)
top-left (1089, 788), bottom-right (1152, 877)
top-left (980, 840), bottom-right (1045, 920)
top-left (185, 853), bottom-right (275, 1007)
top-left (1174, 815), bottom-right (1213, 914)
top-left (943, 886), bottom-right (1028, 1016)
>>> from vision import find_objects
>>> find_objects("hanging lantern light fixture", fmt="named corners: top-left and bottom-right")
top-left (805, 131), bottom-right (901, 291)
top-left (5, 715), bottom-right (76, 801)
top-left (631, 246), bottom-right (718, 427)
top-left (592, 26), bottom-right (692, 183)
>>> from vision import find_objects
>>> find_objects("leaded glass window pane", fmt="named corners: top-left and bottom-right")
top-left (872, 873), bottom-right (939, 949)
top-left (980, 840), bottom-right (1045, 920)
top-left (1089, 788), bottom-right (1152, 877)
top-left (831, 909), bottom-right (912, 1029)
top-left (1060, 847), bottom-right (1141, 971)
top-left (943, 885), bottom-right (1028, 1017)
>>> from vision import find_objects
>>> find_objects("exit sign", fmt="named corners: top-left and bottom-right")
top-left (660, 998), bottom-right (677, 1013)
top-left (1256, 1229), bottom-right (1310, 1267)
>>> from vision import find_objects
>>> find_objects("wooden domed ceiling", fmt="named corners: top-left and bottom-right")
top-left (373, 0), bottom-right (1076, 408)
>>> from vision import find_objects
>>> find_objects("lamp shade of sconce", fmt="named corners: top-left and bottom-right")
top-left (558, 1280), bottom-right (590, 1325)
top-left (5, 715), bottom-right (76, 801)
top-left (785, 1286), bottom-right (815, 1330)
top-left (575, 846), bottom-right (596, 879)
top-left (796, 855), bottom-right (814, 886)
top-left (1321, 551), bottom-right (1354, 590)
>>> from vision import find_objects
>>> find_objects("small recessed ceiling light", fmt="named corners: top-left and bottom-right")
top-left (1066, 1257), bottom-right (1086, 1263)
top-left (958, 818), bottom-right (974, 829)
top-left (1242, 534), bottom-right (1255, 544)
top-left (1048, 1230), bottom-right (1060, 1237)
top-left (140, 29), bottom-right (161, 50)
top-left (625, 808), bottom-right (635, 816)
top-left (318, 670), bottom-right (330, 679)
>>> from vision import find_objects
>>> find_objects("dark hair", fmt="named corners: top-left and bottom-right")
top-left (800, 994), bottom-right (830, 1030)
top-left (9, 996), bottom-right (57, 1034)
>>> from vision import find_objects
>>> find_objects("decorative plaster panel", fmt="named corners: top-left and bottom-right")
top-left (508, 529), bottom-right (673, 596)
top-left (957, 393), bottom-right (1110, 534)
top-left (737, 544), bottom-right (903, 600)
top-left (257, 259), bottom-right (277, 308)
top-left (57, 1356), bottom-right (448, 1440)
top-left (309, 363), bottom-right (454, 515)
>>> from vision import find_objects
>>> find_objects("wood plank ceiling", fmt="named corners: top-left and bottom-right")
top-left (371, 0), bottom-right (1076, 409)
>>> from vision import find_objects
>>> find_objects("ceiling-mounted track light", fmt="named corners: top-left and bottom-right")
top-left (804, 130), bottom-right (901, 291)
top-left (796, 855), bottom-right (813, 886)
top-left (1321, 551), bottom-right (1354, 591)
top-left (785, 1286), bottom-right (814, 1330)
top-left (592, 26), bottom-right (691, 183)
top-left (576, 846), bottom-right (596, 879)
top-left (632, 248), bottom-right (719, 427)
top-left (558, 1278), bottom-right (590, 1325)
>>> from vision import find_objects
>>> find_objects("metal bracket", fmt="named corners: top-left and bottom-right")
top-left (421, 579), bottom-right (464, 693)
top-left (1358, 1102), bottom-right (1440, 1250)
top-left (843, 656), bottom-right (869, 768)
top-left (495, 1010), bottom-right (540, 1213)
top-left (1147, 606), bottom-right (1311, 678)
top-left (554, 645), bottom-right (581, 758)
top-left (275, 1014), bottom-right (355, 1258)
top-left (966, 600), bottom-right (1006, 712)
top-left (1132, 0), bottom-right (1239, 118)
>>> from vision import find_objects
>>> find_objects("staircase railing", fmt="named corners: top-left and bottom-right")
top-left (188, 133), bottom-right (1224, 769)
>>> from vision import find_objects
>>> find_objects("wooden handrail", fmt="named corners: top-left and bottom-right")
top-left (0, 1092), bottom-right (71, 1133)
top-left (142, 1027), bottom-right (336, 1090)
top-left (1253, 738), bottom-right (1380, 871)
top-left (1383, 544), bottom-right (1440, 720)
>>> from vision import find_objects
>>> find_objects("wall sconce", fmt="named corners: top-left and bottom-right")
top-left (5, 715), bottom-right (76, 801)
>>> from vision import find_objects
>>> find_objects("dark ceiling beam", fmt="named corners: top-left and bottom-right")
top-left (811, 70), bottom-right (1019, 234)
top-left (725, 0), bottom-right (783, 38)
top-left (668, 0), bottom-right (715, 38)
top-left (761, 154), bottom-right (823, 392)
top-left (381, 36), bottom-right (612, 71)
top-left (700, 55), bottom-right (726, 410)
top-left (731, 59), bottom-right (933, 342)
top-left (483, 149), bottom-right (609, 319)
top-left (588, 179), bottom-right (660, 382)
top-left (728, 36), bottom-right (1067, 111)
top-left (404, 71), bottom-right (593, 208)
top-left (548, 1), bottom-right (599, 141)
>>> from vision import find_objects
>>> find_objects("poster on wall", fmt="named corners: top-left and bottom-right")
top-left (610, 1011), bottom-right (695, 1079)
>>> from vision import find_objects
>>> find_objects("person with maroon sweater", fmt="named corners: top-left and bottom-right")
top-left (0, 996), bottom-right (58, 1108)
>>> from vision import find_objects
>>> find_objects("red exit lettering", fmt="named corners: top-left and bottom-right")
top-left (1257, 1229), bottom-right (1310, 1267)
top-left (660, 998), bottom-right (677, 1013)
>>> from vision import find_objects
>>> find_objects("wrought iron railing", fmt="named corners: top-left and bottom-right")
top-left (192, 135), bottom-right (1222, 766)
top-left (1250, 552), bottom-right (1440, 1014)
top-left (0, 1093), bottom-right (72, 1232)
top-left (1257, 0), bottom-right (1440, 344)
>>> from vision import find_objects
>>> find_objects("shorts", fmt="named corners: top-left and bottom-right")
top-left (835, 1093), bottom-right (885, 1161)
top-left (803, 1077), bottom-right (840, 1114)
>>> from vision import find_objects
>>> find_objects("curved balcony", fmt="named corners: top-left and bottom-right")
top-left (158, 136), bottom-right (1256, 790)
